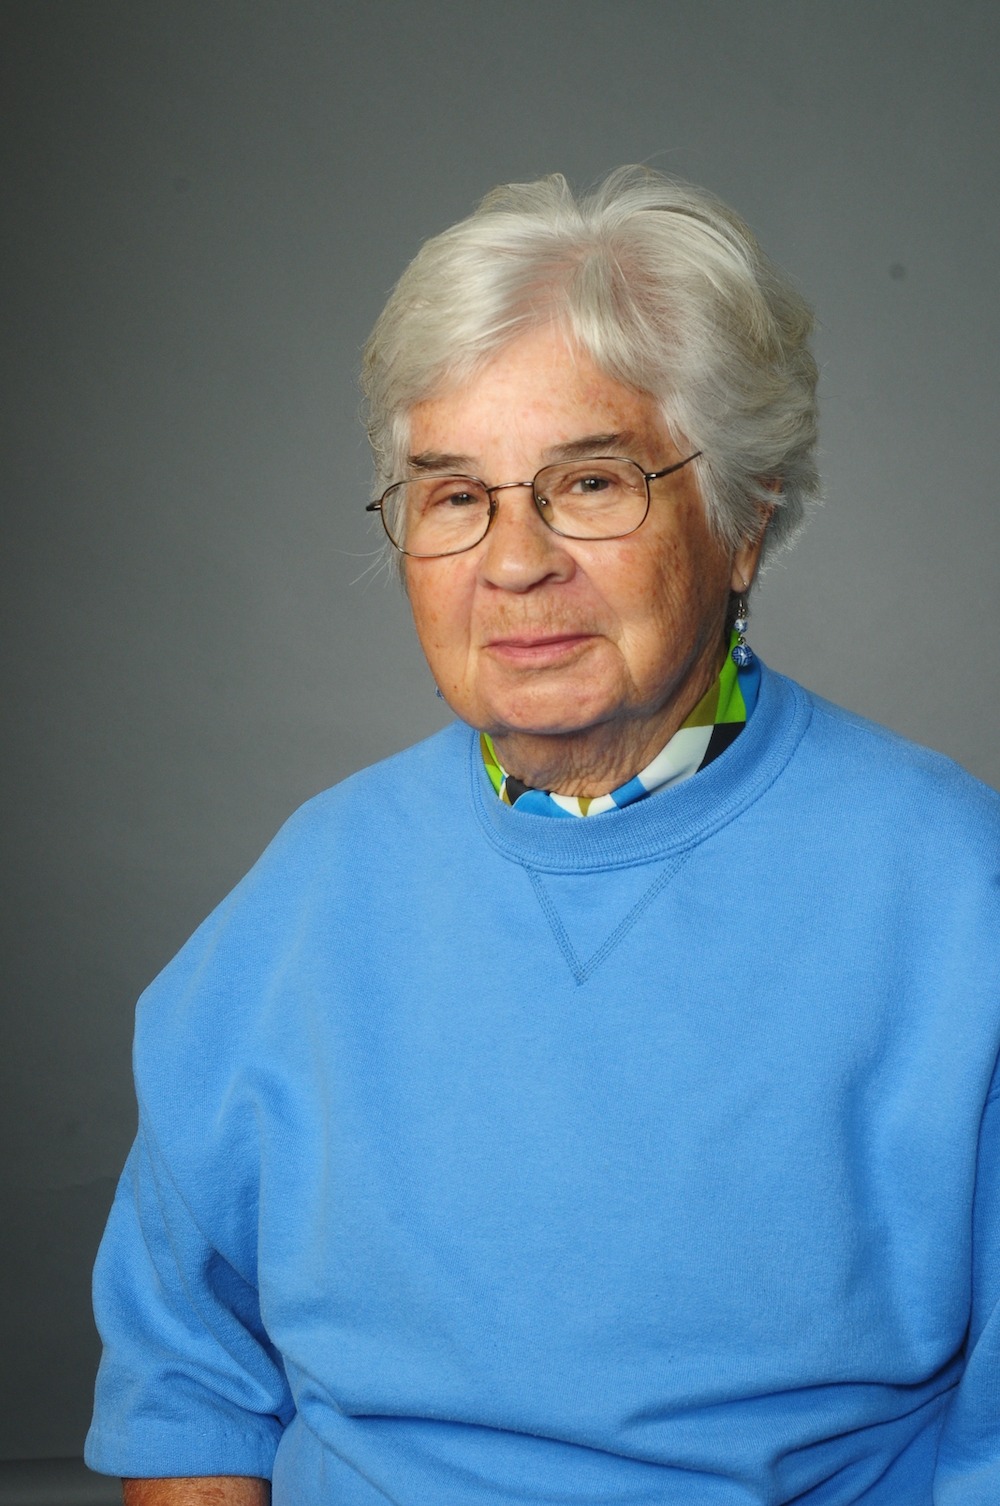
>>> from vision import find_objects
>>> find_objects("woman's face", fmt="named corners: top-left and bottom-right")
top-left (403, 325), bottom-right (766, 794)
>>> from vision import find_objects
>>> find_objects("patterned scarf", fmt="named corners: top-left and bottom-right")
top-left (481, 635), bottom-right (759, 818)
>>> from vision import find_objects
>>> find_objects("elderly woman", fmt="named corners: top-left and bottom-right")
top-left (87, 170), bottom-right (1000, 1505)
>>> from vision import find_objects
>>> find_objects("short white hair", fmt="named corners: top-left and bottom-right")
top-left (362, 167), bottom-right (820, 561)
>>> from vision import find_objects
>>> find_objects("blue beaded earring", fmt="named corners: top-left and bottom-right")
top-left (731, 594), bottom-right (754, 668)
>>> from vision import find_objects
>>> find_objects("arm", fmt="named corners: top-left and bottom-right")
top-left (933, 1078), bottom-right (1000, 1502)
top-left (123, 1481), bottom-right (269, 1505)
top-left (86, 1124), bottom-right (292, 1480)
top-left (88, 845), bottom-right (302, 1482)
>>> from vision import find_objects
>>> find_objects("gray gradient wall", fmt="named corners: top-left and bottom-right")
top-left (3, 0), bottom-right (997, 1467)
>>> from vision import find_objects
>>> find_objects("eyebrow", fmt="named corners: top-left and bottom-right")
top-left (405, 432), bottom-right (642, 474)
top-left (545, 432), bottom-right (639, 462)
top-left (406, 450), bottom-right (475, 473)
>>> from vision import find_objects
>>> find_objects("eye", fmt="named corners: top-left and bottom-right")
top-left (543, 461), bottom-right (632, 502)
top-left (419, 477), bottom-right (487, 511)
top-left (573, 472), bottom-right (614, 493)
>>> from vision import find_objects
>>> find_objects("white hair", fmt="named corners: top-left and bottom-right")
top-left (361, 166), bottom-right (820, 561)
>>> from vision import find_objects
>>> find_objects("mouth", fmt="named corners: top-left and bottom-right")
top-left (484, 633), bottom-right (596, 667)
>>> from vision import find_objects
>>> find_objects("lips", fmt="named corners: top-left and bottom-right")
top-left (484, 632), bottom-right (596, 666)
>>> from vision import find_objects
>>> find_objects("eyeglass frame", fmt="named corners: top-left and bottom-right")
top-left (366, 451), bottom-right (704, 559)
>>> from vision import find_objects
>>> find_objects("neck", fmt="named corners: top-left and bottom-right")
top-left (489, 640), bottom-right (727, 798)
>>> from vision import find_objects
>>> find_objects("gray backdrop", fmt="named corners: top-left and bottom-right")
top-left (3, 0), bottom-right (998, 1471)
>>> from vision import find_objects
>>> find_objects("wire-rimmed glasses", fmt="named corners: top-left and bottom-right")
top-left (366, 452), bottom-right (703, 559)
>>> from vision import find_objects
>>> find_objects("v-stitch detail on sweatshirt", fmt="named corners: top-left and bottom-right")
top-left (525, 855), bottom-right (690, 985)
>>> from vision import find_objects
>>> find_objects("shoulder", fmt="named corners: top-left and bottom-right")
top-left (765, 666), bottom-right (1000, 849)
top-left (218, 719), bottom-right (473, 895)
top-left (132, 722), bottom-right (474, 1085)
top-left (275, 719), bottom-right (470, 843)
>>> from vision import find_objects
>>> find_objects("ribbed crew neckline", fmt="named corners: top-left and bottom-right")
top-left (468, 665), bottom-right (811, 872)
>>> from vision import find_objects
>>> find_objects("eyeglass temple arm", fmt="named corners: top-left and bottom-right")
top-left (645, 451), bottom-right (702, 483)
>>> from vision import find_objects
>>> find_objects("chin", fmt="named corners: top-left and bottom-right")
top-left (482, 700), bottom-right (611, 741)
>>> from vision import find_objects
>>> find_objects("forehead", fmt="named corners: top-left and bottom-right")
top-left (406, 326), bottom-right (675, 470)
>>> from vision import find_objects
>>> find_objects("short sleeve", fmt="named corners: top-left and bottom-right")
top-left (85, 1118), bottom-right (294, 1478)
top-left (933, 1076), bottom-right (1000, 1502)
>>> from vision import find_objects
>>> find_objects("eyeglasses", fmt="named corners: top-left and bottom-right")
top-left (366, 452), bottom-right (703, 559)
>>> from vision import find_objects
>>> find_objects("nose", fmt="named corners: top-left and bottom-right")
top-left (478, 482), bottom-right (574, 593)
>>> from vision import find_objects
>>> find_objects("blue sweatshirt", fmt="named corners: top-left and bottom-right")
top-left (87, 667), bottom-right (1000, 1504)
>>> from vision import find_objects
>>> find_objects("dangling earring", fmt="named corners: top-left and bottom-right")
top-left (731, 594), bottom-right (754, 668)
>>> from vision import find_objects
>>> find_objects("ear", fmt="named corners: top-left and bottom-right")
top-left (730, 499), bottom-right (775, 592)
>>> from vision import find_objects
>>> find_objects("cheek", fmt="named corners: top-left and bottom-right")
top-left (406, 566), bottom-right (472, 660)
top-left (655, 510), bottom-right (732, 610)
top-left (612, 541), bottom-right (688, 637)
top-left (610, 535), bottom-right (730, 669)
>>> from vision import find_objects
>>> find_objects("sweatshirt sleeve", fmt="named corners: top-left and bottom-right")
top-left (83, 801), bottom-right (334, 1479)
top-left (84, 1116), bottom-right (294, 1478)
top-left (933, 1075), bottom-right (1000, 1502)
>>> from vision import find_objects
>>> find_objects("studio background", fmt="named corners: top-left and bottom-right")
top-left (3, 0), bottom-right (997, 1490)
